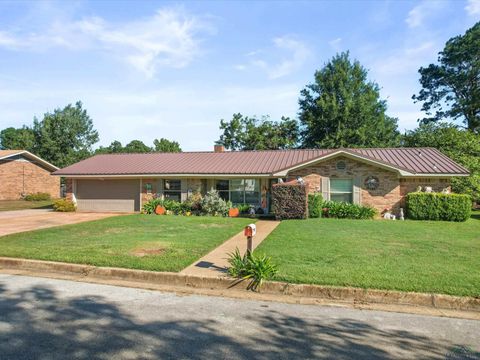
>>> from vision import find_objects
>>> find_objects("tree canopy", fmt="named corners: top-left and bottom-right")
top-left (0, 126), bottom-right (35, 150)
top-left (153, 138), bottom-right (182, 152)
top-left (298, 52), bottom-right (400, 148)
top-left (403, 123), bottom-right (480, 201)
top-left (412, 22), bottom-right (480, 133)
top-left (217, 113), bottom-right (299, 151)
top-left (95, 138), bottom-right (182, 154)
top-left (31, 101), bottom-right (99, 168)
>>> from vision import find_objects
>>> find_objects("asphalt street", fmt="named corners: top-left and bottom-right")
top-left (0, 273), bottom-right (478, 359)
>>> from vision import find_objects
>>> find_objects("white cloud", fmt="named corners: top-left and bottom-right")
top-left (328, 38), bottom-right (342, 51)
top-left (465, 0), bottom-right (480, 15)
top-left (375, 41), bottom-right (436, 76)
top-left (405, 1), bottom-right (446, 28)
top-left (238, 36), bottom-right (310, 79)
top-left (0, 8), bottom-right (214, 77)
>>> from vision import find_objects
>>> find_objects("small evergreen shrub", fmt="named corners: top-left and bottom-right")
top-left (201, 190), bottom-right (231, 216)
top-left (322, 201), bottom-right (376, 219)
top-left (272, 182), bottom-right (308, 220)
top-left (308, 193), bottom-right (323, 218)
top-left (53, 198), bottom-right (76, 212)
top-left (406, 192), bottom-right (471, 222)
top-left (24, 192), bottom-right (51, 201)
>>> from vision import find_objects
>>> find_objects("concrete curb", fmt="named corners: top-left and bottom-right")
top-left (0, 257), bottom-right (478, 313)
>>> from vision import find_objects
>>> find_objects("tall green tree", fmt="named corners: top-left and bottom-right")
top-left (217, 113), bottom-right (299, 150)
top-left (95, 140), bottom-right (125, 154)
top-left (0, 126), bottom-right (35, 150)
top-left (32, 101), bottom-right (99, 168)
top-left (298, 52), bottom-right (400, 148)
top-left (413, 22), bottom-right (480, 133)
top-left (153, 138), bottom-right (182, 152)
top-left (403, 123), bottom-right (480, 202)
top-left (123, 140), bottom-right (152, 153)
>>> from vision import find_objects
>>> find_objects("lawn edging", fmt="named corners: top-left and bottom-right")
top-left (0, 256), bottom-right (478, 314)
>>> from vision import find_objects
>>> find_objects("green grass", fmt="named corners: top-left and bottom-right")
top-left (0, 200), bottom-right (53, 211)
top-left (0, 215), bottom-right (252, 272)
top-left (255, 215), bottom-right (480, 297)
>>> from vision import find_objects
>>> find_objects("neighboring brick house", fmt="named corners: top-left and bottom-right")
top-left (0, 150), bottom-right (60, 200)
top-left (54, 146), bottom-right (469, 215)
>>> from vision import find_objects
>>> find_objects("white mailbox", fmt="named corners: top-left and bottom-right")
top-left (244, 223), bottom-right (257, 237)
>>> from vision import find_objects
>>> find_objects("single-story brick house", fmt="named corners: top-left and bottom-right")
top-left (53, 146), bottom-right (469, 214)
top-left (0, 150), bottom-right (60, 200)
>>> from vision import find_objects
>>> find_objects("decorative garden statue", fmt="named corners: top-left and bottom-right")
top-left (399, 208), bottom-right (404, 221)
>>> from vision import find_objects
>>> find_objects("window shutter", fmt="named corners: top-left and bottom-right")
top-left (321, 177), bottom-right (330, 201)
top-left (181, 179), bottom-right (188, 202)
top-left (157, 179), bottom-right (164, 200)
top-left (353, 177), bottom-right (362, 204)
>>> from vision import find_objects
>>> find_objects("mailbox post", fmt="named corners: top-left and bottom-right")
top-left (244, 224), bottom-right (257, 254)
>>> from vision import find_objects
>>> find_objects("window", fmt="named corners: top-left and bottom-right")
top-left (215, 179), bottom-right (260, 205)
top-left (164, 179), bottom-right (181, 202)
top-left (145, 183), bottom-right (153, 194)
top-left (330, 179), bottom-right (353, 203)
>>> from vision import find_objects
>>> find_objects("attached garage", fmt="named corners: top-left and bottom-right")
top-left (75, 179), bottom-right (140, 212)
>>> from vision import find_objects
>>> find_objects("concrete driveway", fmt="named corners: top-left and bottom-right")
top-left (0, 209), bottom-right (119, 237)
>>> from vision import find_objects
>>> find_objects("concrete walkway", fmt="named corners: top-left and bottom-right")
top-left (180, 220), bottom-right (280, 278)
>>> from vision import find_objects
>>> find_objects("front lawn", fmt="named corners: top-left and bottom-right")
top-left (0, 200), bottom-right (53, 211)
top-left (255, 216), bottom-right (480, 297)
top-left (0, 215), bottom-right (252, 272)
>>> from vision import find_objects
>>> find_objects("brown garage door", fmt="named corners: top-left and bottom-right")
top-left (76, 179), bottom-right (140, 212)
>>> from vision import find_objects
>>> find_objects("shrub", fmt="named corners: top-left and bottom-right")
top-left (308, 193), bottom-right (323, 218)
top-left (24, 192), bottom-right (51, 201)
top-left (237, 204), bottom-right (251, 214)
top-left (185, 192), bottom-right (203, 213)
top-left (322, 201), bottom-right (376, 219)
top-left (142, 198), bottom-right (163, 214)
top-left (272, 182), bottom-right (308, 220)
top-left (201, 190), bottom-right (231, 216)
top-left (227, 248), bottom-right (277, 291)
top-left (53, 198), bottom-right (76, 212)
top-left (406, 192), bottom-right (471, 222)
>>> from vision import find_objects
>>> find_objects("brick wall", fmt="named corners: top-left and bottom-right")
top-left (65, 178), bottom-right (74, 200)
top-left (288, 156), bottom-right (450, 214)
top-left (0, 158), bottom-right (60, 200)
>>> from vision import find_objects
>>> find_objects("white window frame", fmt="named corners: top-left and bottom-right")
top-left (329, 178), bottom-right (354, 203)
top-left (215, 178), bottom-right (261, 205)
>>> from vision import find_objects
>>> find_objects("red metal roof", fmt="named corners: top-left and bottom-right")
top-left (53, 148), bottom-right (469, 176)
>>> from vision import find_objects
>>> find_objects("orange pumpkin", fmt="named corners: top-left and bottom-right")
top-left (228, 207), bottom-right (240, 217)
top-left (155, 205), bottom-right (166, 215)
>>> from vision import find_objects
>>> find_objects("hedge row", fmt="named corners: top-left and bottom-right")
top-left (406, 192), bottom-right (471, 222)
top-left (272, 183), bottom-right (308, 220)
top-left (322, 201), bottom-right (376, 219)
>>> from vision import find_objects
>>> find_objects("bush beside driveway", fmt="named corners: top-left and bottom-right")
top-left (255, 215), bottom-right (480, 297)
top-left (0, 215), bottom-right (252, 272)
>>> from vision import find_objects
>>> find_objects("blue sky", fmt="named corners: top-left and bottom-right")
top-left (0, 0), bottom-right (478, 151)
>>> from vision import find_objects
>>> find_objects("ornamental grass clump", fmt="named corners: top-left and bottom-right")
top-left (227, 248), bottom-right (277, 291)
